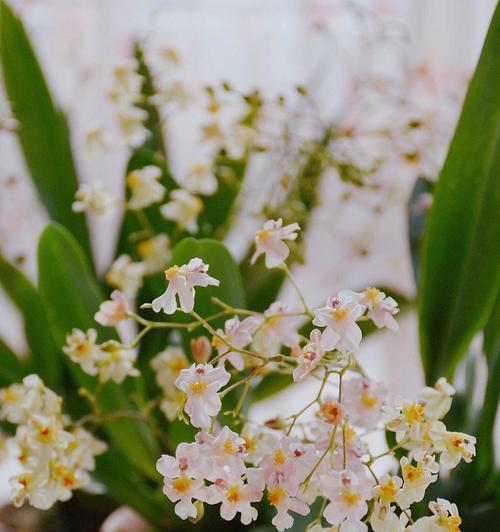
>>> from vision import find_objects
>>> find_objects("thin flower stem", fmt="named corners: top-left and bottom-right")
top-left (287, 368), bottom-right (330, 435)
top-left (210, 297), bottom-right (260, 316)
top-left (129, 324), bottom-right (152, 348)
top-left (303, 424), bottom-right (338, 488)
top-left (280, 263), bottom-right (314, 318)
top-left (190, 310), bottom-right (268, 362)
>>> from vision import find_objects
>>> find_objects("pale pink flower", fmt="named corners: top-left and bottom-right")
top-left (342, 376), bottom-right (387, 429)
top-left (213, 316), bottom-right (259, 370)
top-left (252, 302), bottom-right (300, 355)
top-left (293, 329), bottom-right (326, 382)
top-left (157, 443), bottom-right (206, 520)
top-left (313, 293), bottom-right (366, 353)
top-left (321, 470), bottom-right (371, 525)
top-left (152, 258), bottom-right (219, 314)
top-left (208, 426), bottom-right (248, 479)
top-left (358, 287), bottom-right (399, 331)
top-left (175, 364), bottom-right (230, 428)
top-left (251, 219), bottom-right (300, 268)
top-left (94, 290), bottom-right (129, 326)
top-left (267, 486), bottom-right (309, 531)
top-left (395, 455), bottom-right (438, 509)
top-left (205, 475), bottom-right (263, 525)
top-left (417, 378), bottom-right (455, 421)
top-left (429, 421), bottom-right (476, 469)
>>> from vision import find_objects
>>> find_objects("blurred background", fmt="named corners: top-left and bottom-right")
top-left (0, 0), bottom-right (498, 507)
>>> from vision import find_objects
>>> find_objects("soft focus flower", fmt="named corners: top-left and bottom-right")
top-left (137, 234), bottom-right (171, 274)
top-left (97, 341), bottom-right (140, 383)
top-left (184, 163), bottom-right (218, 196)
top-left (72, 182), bottom-right (115, 216)
top-left (63, 328), bottom-right (101, 376)
top-left (395, 455), bottom-right (438, 509)
top-left (175, 364), bottom-right (230, 428)
top-left (160, 189), bottom-right (203, 233)
top-left (313, 293), bottom-right (365, 353)
top-left (126, 165), bottom-right (166, 210)
top-left (151, 258), bottom-right (219, 314)
top-left (251, 219), bottom-right (300, 268)
top-left (1, 376), bottom-right (105, 510)
top-left (105, 255), bottom-right (146, 298)
top-left (212, 316), bottom-right (259, 370)
top-left (117, 106), bottom-right (150, 147)
top-left (429, 421), bottom-right (476, 469)
top-left (320, 469), bottom-right (371, 525)
top-left (358, 287), bottom-right (399, 331)
top-left (293, 329), bottom-right (327, 381)
top-left (370, 500), bottom-right (408, 532)
top-left (418, 378), bottom-right (455, 420)
top-left (108, 60), bottom-right (143, 105)
top-left (342, 376), bottom-right (387, 429)
top-left (409, 498), bottom-right (462, 532)
top-left (252, 302), bottom-right (300, 355)
top-left (95, 290), bottom-right (130, 326)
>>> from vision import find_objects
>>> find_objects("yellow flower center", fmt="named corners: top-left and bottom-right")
top-left (168, 358), bottom-right (188, 374)
top-left (343, 425), bottom-right (357, 445)
top-left (187, 381), bottom-right (207, 395)
top-left (268, 487), bottom-right (288, 506)
top-left (256, 228), bottom-right (271, 241)
top-left (126, 171), bottom-right (139, 188)
top-left (172, 476), bottom-right (193, 494)
top-left (364, 287), bottom-right (380, 307)
top-left (403, 402), bottom-right (425, 423)
top-left (165, 266), bottom-right (181, 280)
top-left (212, 335), bottom-right (225, 349)
top-left (403, 463), bottom-right (423, 483)
top-left (223, 438), bottom-right (236, 455)
top-left (331, 307), bottom-right (349, 321)
top-left (243, 435), bottom-right (257, 454)
top-left (273, 447), bottom-right (287, 465)
top-left (378, 479), bottom-right (398, 502)
top-left (226, 485), bottom-right (241, 503)
top-left (361, 393), bottom-right (378, 409)
top-left (341, 489), bottom-right (361, 506)
top-left (439, 516), bottom-right (462, 532)
top-left (0, 388), bottom-right (18, 403)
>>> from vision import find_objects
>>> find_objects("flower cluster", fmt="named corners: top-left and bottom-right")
top-left (63, 328), bottom-right (139, 384)
top-left (0, 375), bottom-right (106, 510)
top-left (150, 220), bottom-right (475, 531)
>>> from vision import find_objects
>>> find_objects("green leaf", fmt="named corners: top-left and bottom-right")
top-left (94, 451), bottom-right (176, 531)
top-left (474, 292), bottom-right (500, 476)
top-left (0, 1), bottom-right (91, 259)
top-left (0, 337), bottom-right (25, 387)
top-left (251, 373), bottom-right (293, 402)
top-left (0, 253), bottom-right (60, 386)
top-left (37, 223), bottom-right (159, 479)
top-left (418, 4), bottom-right (500, 382)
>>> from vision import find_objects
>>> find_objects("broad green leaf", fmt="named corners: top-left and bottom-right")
top-left (0, 1), bottom-right (91, 259)
top-left (0, 337), bottom-right (25, 387)
top-left (0, 253), bottom-right (60, 386)
top-left (37, 223), bottom-right (159, 478)
top-left (418, 4), bottom-right (500, 382)
top-left (95, 451), bottom-right (176, 530)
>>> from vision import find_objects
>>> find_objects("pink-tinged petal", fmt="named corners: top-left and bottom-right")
top-left (321, 327), bottom-right (340, 351)
top-left (264, 239), bottom-right (290, 268)
top-left (227, 351), bottom-right (244, 370)
top-left (156, 455), bottom-right (177, 477)
top-left (220, 504), bottom-right (237, 521)
top-left (178, 284), bottom-right (195, 312)
top-left (174, 499), bottom-right (196, 520)
top-left (324, 500), bottom-right (346, 525)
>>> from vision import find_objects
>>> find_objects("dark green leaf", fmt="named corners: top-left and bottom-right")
top-left (0, 1), bottom-right (91, 259)
top-left (0, 253), bottom-right (60, 386)
top-left (0, 337), bottom-right (25, 387)
top-left (418, 4), bottom-right (500, 382)
top-left (38, 223), bottom-right (159, 479)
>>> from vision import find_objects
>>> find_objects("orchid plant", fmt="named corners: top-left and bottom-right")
top-left (0, 1), bottom-right (499, 531)
top-left (0, 221), bottom-right (477, 531)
